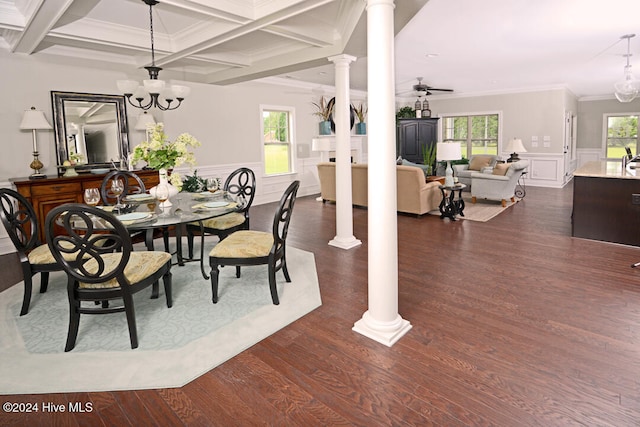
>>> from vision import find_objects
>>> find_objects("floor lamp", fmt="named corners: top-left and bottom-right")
top-left (436, 142), bottom-right (462, 187)
top-left (20, 107), bottom-right (52, 179)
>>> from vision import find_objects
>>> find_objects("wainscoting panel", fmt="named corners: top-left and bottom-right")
top-left (517, 153), bottom-right (566, 188)
top-left (576, 149), bottom-right (602, 168)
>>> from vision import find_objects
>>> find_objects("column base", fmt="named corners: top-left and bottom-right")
top-left (352, 310), bottom-right (412, 347)
top-left (328, 236), bottom-right (362, 250)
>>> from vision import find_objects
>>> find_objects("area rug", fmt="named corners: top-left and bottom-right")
top-left (0, 244), bottom-right (321, 395)
top-left (429, 194), bottom-right (520, 222)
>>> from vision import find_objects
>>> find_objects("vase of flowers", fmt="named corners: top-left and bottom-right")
top-left (131, 123), bottom-right (200, 207)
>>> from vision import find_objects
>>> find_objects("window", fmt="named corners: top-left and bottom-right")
top-left (605, 114), bottom-right (638, 160)
top-left (441, 114), bottom-right (499, 158)
top-left (261, 106), bottom-right (295, 175)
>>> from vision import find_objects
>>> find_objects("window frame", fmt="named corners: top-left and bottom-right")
top-left (260, 104), bottom-right (296, 177)
top-left (439, 111), bottom-right (502, 159)
top-left (603, 112), bottom-right (639, 161)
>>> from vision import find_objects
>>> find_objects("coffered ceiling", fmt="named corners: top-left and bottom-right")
top-left (2, 0), bottom-right (640, 99)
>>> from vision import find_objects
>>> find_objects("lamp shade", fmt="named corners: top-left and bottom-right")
top-left (311, 138), bottom-right (331, 152)
top-left (134, 111), bottom-right (156, 130)
top-left (20, 107), bottom-right (52, 130)
top-left (436, 142), bottom-right (462, 161)
top-left (506, 138), bottom-right (527, 153)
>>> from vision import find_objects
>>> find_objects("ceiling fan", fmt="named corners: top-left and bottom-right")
top-left (406, 77), bottom-right (454, 96)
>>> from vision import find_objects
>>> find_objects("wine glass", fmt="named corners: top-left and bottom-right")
top-left (111, 179), bottom-right (124, 212)
top-left (155, 184), bottom-right (169, 215)
top-left (83, 188), bottom-right (100, 206)
top-left (207, 178), bottom-right (219, 193)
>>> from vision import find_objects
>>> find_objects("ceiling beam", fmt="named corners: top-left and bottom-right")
top-left (11, 0), bottom-right (76, 54)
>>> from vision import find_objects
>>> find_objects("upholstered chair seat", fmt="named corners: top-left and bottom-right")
top-left (198, 212), bottom-right (247, 231)
top-left (209, 230), bottom-right (274, 259)
top-left (79, 252), bottom-right (172, 289)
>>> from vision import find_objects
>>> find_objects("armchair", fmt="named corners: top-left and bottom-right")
top-left (470, 160), bottom-right (529, 207)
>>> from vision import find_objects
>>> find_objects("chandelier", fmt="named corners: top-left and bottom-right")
top-left (614, 34), bottom-right (640, 103)
top-left (117, 0), bottom-right (190, 111)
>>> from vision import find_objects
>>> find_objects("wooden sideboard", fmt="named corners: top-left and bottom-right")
top-left (10, 170), bottom-right (160, 242)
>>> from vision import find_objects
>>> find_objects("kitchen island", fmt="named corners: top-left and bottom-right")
top-left (572, 160), bottom-right (640, 246)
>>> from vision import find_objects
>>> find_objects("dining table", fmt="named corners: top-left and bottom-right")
top-left (113, 190), bottom-right (242, 281)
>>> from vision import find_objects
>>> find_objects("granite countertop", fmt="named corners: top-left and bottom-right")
top-left (574, 160), bottom-right (640, 179)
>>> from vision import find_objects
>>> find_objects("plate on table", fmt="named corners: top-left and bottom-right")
top-left (115, 212), bottom-right (150, 222)
top-left (124, 194), bottom-right (154, 202)
top-left (203, 201), bottom-right (229, 208)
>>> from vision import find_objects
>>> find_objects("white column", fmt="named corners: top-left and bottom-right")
top-left (353, 0), bottom-right (412, 346)
top-left (328, 54), bottom-right (362, 250)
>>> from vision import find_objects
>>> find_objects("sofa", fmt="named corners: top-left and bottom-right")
top-left (316, 162), bottom-right (442, 215)
top-left (471, 160), bottom-right (529, 207)
top-left (452, 154), bottom-right (499, 189)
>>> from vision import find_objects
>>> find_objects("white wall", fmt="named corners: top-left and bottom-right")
top-left (428, 89), bottom-right (567, 156)
top-left (0, 50), bottom-right (327, 191)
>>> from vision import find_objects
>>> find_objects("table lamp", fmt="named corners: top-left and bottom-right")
top-left (437, 142), bottom-right (462, 187)
top-left (135, 111), bottom-right (156, 134)
top-left (311, 138), bottom-right (332, 163)
top-left (20, 107), bottom-right (52, 179)
top-left (506, 138), bottom-right (526, 162)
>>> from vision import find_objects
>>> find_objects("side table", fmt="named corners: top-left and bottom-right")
top-left (438, 183), bottom-right (466, 221)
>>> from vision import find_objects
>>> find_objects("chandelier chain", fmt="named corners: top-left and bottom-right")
top-left (148, 1), bottom-right (156, 67)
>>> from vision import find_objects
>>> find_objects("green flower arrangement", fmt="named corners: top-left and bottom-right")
top-left (131, 123), bottom-right (201, 188)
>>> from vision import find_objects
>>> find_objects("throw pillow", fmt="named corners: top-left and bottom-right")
top-left (468, 155), bottom-right (494, 171)
top-left (401, 159), bottom-right (429, 177)
top-left (492, 163), bottom-right (510, 176)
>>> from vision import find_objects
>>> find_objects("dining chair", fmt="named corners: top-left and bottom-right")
top-left (209, 180), bottom-right (299, 305)
top-left (101, 170), bottom-right (169, 251)
top-left (45, 203), bottom-right (173, 351)
top-left (186, 167), bottom-right (256, 260)
top-left (99, 170), bottom-right (146, 205)
top-left (0, 188), bottom-right (69, 316)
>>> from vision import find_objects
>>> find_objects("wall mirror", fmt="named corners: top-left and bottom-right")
top-left (51, 91), bottom-right (129, 170)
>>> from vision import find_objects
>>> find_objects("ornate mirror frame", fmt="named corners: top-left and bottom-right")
top-left (51, 91), bottom-right (130, 169)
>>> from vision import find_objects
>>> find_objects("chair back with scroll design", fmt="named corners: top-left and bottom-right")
top-left (224, 167), bottom-right (256, 224)
top-left (45, 203), bottom-right (172, 351)
top-left (0, 188), bottom-right (65, 316)
top-left (100, 170), bottom-right (146, 206)
top-left (208, 180), bottom-right (299, 305)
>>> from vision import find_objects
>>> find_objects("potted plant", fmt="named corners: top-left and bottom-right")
top-left (396, 106), bottom-right (416, 120)
top-left (312, 96), bottom-right (333, 135)
top-left (421, 143), bottom-right (437, 176)
top-left (354, 102), bottom-right (367, 135)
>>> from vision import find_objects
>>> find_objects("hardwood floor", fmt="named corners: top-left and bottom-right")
top-left (2, 182), bottom-right (640, 426)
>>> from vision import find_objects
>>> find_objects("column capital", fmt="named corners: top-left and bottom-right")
top-left (366, 0), bottom-right (395, 9)
top-left (328, 54), bottom-right (357, 65)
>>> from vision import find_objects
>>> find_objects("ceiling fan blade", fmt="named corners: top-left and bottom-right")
top-left (427, 87), bottom-right (454, 92)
